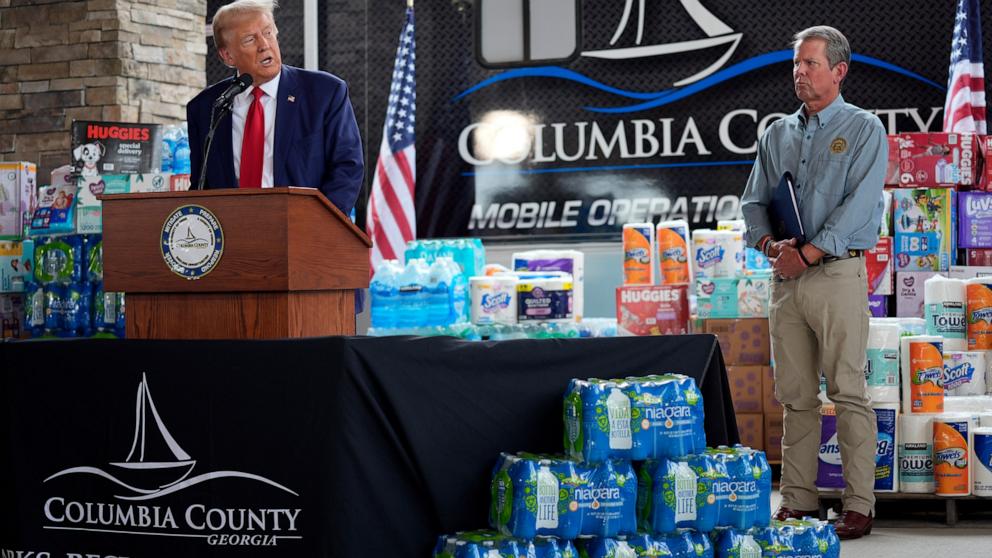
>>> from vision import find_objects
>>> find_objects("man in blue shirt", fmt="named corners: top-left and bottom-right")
top-left (741, 26), bottom-right (887, 540)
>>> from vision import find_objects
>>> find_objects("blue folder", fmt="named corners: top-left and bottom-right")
top-left (768, 171), bottom-right (805, 244)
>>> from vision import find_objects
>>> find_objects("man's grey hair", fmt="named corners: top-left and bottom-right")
top-left (792, 26), bottom-right (851, 69)
top-left (212, 0), bottom-right (279, 50)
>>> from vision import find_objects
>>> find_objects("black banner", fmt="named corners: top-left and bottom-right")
top-left (416, 0), bottom-right (985, 239)
top-left (1, 334), bottom-right (735, 557)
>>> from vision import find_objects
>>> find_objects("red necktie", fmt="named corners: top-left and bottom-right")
top-left (239, 87), bottom-right (265, 188)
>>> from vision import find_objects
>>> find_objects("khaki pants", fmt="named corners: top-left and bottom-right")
top-left (769, 255), bottom-right (876, 516)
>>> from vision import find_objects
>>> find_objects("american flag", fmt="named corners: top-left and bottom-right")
top-left (943, 0), bottom-right (986, 134)
top-left (367, 7), bottom-right (416, 271)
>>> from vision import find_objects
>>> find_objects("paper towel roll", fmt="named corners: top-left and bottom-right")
top-left (943, 351), bottom-right (988, 396)
top-left (901, 336), bottom-right (945, 414)
top-left (866, 321), bottom-right (901, 403)
top-left (692, 229), bottom-right (743, 279)
top-left (623, 223), bottom-right (656, 285)
top-left (974, 427), bottom-right (992, 497)
top-left (899, 414), bottom-right (935, 493)
top-left (934, 413), bottom-right (975, 496)
top-left (657, 220), bottom-right (692, 285)
top-left (925, 276), bottom-right (967, 351)
top-left (873, 402), bottom-right (900, 492)
top-left (717, 219), bottom-right (746, 233)
top-left (966, 278), bottom-right (992, 350)
top-left (943, 395), bottom-right (992, 413)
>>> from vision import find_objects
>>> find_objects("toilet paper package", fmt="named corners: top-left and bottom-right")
top-left (865, 320), bottom-right (901, 403)
top-left (896, 272), bottom-right (938, 318)
top-left (892, 188), bottom-right (956, 272)
top-left (942, 351), bottom-right (987, 396)
top-left (470, 275), bottom-right (518, 325)
top-left (924, 275), bottom-right (967, 350)
top-left (900, 335), bottom-right (945, 414)
top-left (692, 229), bottom-right (743, 279)
top-left (657, 220), bottom-right (692, 285)
top-left (966, 277), bottom-right (992, 350)
top-left (717, 220), bottom-right (769, 271)
top-left (899, 414), bottom-right (935, 493)
top-left (512, 250), bottom-right (585, 321)
top-left (973, 427), bottom-right (992, 497)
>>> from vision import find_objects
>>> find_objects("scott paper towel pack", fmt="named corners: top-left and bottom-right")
top-left (865, 320), bottom-right (901, 403)
top-left (512, 249), bottom-right (585, 321)
top-left (924, 275), bottom-right (967, 350)
top-left (942, 351), bottom-right (987, 396)
top-left (692, 229), bottom-right (743, 279)
top-left (899, 414), bottom-right (935, 493)
top-left (900, 336), bottom-right (945, 414)
top-left (564, 375), bottom-right (705, 463)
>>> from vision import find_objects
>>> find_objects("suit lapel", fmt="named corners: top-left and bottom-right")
top-left (273, 66), bottom-right (297, 186)
top-left (213, 109), bottom-right (237, 188)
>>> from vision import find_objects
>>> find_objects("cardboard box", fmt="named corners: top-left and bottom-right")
top-left (868, 295), bottom-right (889, 317)
top-left (735, 412), bottom-right (764, 451)
top-left (129, 172), bottom-right (171, 193)
top-left (71, 120), bottom-right (163, 175)
top-left (957, 191), bottom-right (992, 248)
top-left (0, 162), bottom-right (37, 240)
top-left (892, 188), bottom-right (956, 271)
top-left (763, 365), bottom-right (783, 414)
top-left (980, 136), bottom-right (991, 191)
top-left (967, 248), bottom-right (992, 266)
top-left (616, 285), bottom-right (689, 336)
top-left (764, 412), bottom-right (784, 462)
top-left (886, 132), bottom-right (978, 187)
top-left (696, 273), bottom-right (771, 319)
top-left (0, 240), bottom-right (33, 293)
top-left (704, 318), bottom-right (770, 365)
top-left (895, 271), bottom-right (937, 317)
top-left (0, 292), bottom-right (25, 339)
top-left (76, 174), bottom-right (129, 234)
top-left (727, 365), bottom-right (764, 414)
top-left (170, 174), bottom-right (191, 192)
top-left (866, 237), bottom-right (893, 295)
top-left (29, 182), bottom-right (77, 236)
top-left (949, 265), bottom-right (992, 279)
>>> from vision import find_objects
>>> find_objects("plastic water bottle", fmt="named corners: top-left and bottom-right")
top-left (160, 137), bottom-right (173, 172)
top-left (370, 260), bottom-right (400, 329)
top-left (426, 258), bottom-right (453, 326)
top-left (441, 256), bottom-right (467, 323)
top-left (173, 133), bottom-right (191, 175)
top-left (397, 258), bottom-right (429, 328)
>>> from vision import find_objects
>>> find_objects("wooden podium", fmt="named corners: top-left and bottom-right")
top-left (102, 188), bottom-right (371, 339)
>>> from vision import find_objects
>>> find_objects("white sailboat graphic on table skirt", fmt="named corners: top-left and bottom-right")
top-left (582, 0), bottom-right (743, 86)
top-left (107, 373), bottom-right (197, 491)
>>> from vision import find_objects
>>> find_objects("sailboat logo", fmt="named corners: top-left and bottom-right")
top-left (161, 204), bottom-right (224, 280)
top-left (45, 373), bottom-right (298, 501)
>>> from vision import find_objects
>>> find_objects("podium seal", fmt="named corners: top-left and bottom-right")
top-left (161, 205), bottom-right (224, 279)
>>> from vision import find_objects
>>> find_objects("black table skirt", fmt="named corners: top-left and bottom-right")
top-left (0, 334), bottom-right (737, 557)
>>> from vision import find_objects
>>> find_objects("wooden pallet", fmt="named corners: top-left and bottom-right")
top-left (814, 490), bottom-right (985, 525)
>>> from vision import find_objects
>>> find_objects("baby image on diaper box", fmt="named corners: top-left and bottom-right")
top-left (885, 132), bottom-right (978, 187)
top-left (616, 285), bottom-right (688, 336)
top-left (893, 188), bottom-right (955, 272)
top-left (695, 273), bottom-right (770, 319)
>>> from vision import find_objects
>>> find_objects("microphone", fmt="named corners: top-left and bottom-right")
top-left (212, 73), bottom-right (253, 109)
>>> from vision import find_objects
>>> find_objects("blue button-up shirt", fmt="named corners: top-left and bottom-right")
top-left (741, 94), bottom-right (888, 256)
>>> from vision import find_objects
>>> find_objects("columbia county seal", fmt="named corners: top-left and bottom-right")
top-left (161, 205), bottom-right (224, 279)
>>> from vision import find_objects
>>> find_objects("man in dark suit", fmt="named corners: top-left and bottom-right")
top-left (187, 0), bottom-right (364, 215)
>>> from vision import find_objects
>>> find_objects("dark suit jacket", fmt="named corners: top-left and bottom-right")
top-left (187, 65), bottom-right (364, 214)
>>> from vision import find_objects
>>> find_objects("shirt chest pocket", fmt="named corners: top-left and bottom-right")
top-left (810, 153), bottom-right (853, 202)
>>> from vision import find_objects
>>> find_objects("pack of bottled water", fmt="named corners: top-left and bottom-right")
top-left (370, 256), bottom-right (467, 329)
top-left (563, 374), bottom-right (705, 463)
top-left (708, 447), bottom-right (772, 530)
top-left (489, 453), bottom-right (637, 540)
top-left (433, 530), bottom-right (577, 558)
top-left (159, 124), bottom-right (190, 175)
top-left (715, 519), bottom-right (840, 558)
top-left (638, 453), bottom-right (726, 534)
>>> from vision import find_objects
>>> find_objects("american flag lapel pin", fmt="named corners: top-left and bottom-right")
top-left (288, 95), bottom-right (296, 103)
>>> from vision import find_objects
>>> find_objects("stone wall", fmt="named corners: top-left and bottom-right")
top-left (0, 0), bottom-right (206, 180)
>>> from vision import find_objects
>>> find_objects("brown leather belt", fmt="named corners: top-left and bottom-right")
top-left (810, 249), bottom-right (864, 266)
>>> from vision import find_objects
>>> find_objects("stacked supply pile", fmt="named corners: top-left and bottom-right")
top-left (615, 221), bottom-right (692, 336)
top-left (0, 162), bottom-right (37, 338)
top-left (435, 373), bottom-right (839, 558)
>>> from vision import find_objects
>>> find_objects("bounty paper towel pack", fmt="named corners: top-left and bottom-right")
top-left (924, 275), bottom-right (967, 350)
top-left (512, 249), bottom-right (585, 321)
top-left (899, 414), bottom-right (935, 493)
top-left (892, 188), bottom-right (956, 272)
top-left (692, 229), bottom-right (743, 279)
top-left (900, 336), bottom-right (945, 414)
top-left (934, 413), bottom-right (975, 496)
top-left (623, 223), bottom-right (655, 285)
top-left (656, 220), bottom-right (692, 284)
top-left (865, 320), bottom-right (901, 403)
top-left (973, 427), bottom-right (992, 497)
top-left (943, 351), bottom-right (987, 396)
top-left (966, 277), bottom-right (992, 350)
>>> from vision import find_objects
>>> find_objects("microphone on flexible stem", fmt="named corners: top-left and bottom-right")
top-left (196, 74), bottom-right (254, 190)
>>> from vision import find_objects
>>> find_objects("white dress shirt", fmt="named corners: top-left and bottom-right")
top-left (231, 72), bottom-right (280, 188)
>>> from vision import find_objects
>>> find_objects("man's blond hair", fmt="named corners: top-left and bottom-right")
top-left (212, 0), bottom-right (279, 50)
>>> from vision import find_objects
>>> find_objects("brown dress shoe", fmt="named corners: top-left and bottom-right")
top-left (773, 506), bottom-right (818, 521)
top-left (835, 510), bottom-right (873, 540)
